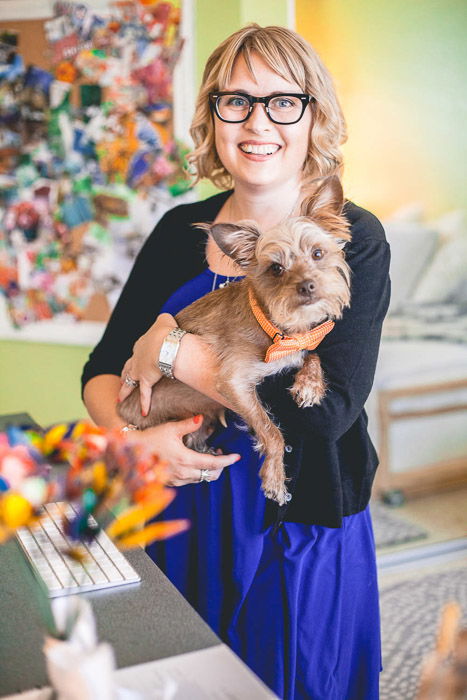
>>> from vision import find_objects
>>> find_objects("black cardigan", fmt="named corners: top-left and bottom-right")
top-left (82, 191), bottom-right (391, 528)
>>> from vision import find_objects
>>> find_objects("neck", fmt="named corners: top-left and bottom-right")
top-left (228, 179), bottom-right (302, 229)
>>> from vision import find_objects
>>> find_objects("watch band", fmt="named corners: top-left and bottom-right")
top-left (158, 327), bottom-right (187, 379)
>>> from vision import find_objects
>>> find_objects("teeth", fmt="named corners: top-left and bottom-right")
top-left (239, 143), bottom-right (280, 155)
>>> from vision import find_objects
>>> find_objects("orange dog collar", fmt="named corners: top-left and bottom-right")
top-left (248, 287), bottom-right (335, 363)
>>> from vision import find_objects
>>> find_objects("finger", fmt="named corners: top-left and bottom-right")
top-left (175, 414), bottom-right (205, 437)
top-left (190, 451), bottom-right (241, 470)
top-left (118, 361), bottom-right (136, 402)
top-left (189, 466), bottom-right (224, 484)
top-left (139, 381), bottom-right (153, 418)
top-left (118, 381), bottom-right (134, 404)
top-left (203, 468), bottom-right (223, 482)
top-left (120, 359), bottom-right (133, 383)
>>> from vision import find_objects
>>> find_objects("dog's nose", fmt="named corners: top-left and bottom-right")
top-left (297, 280), bottom-right (315, 296)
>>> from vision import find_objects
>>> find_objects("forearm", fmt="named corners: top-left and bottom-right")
top-left (116, 314), bottom-right (235, 413)
top-left (83, 374), bottom-right (126, 430)
top-left (175, 333), bottom-right (235, 411)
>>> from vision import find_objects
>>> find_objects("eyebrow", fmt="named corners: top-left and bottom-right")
top-left (223, 90), bottom-right (300, 96)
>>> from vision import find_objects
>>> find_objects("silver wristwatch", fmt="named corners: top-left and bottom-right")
top-left (158, 327), bottom-right (187, 379)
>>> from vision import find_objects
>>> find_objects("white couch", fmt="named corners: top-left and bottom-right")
top-left (365, 207), bottom-right (467, 501)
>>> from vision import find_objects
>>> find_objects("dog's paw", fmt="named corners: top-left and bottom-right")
top-left (183, 432), bottom-right (209, 453)
top-left (289, 380), bottom-right (325, 408)
top-left (261, 483), bottom-right (292, 506)
top-left (259, 459), bottom-right (289, 505)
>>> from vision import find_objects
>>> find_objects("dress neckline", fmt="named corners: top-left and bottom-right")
top-left (205, 268), bottom-right (244, 292)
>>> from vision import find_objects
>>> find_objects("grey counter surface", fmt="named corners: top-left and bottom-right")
top-left (0, 414), bottom-right (220, 696)
top-left (0, 535), bottom-right (220, 696)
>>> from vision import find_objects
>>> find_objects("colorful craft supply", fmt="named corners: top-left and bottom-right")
top-left (0, 419), bottom-right (189, 554)
top-left (0, 0), bottom-right (191, 328)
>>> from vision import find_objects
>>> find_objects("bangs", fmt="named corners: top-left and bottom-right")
top-left (217, 32), bottom-right (307, 92)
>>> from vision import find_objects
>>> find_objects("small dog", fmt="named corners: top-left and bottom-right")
top-left (119, 178), bottom-right (351, 505)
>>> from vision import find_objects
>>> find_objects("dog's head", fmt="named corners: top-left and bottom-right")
top-left (203, 178), bottom-right (351, 334)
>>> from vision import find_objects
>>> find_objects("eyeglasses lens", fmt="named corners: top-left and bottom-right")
top-left (216, 95), bottom-right (304, 124)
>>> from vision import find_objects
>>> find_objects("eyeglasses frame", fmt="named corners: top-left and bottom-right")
top-left (209, 91), bottom-right (315, 125)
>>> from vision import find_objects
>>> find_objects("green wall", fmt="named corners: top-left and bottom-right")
top-left (0, 0), bottom-right (289, 427)
top-left (0, 341), bottom-right (91, 425)
top-left (195, 0), bottom-right (288, 87)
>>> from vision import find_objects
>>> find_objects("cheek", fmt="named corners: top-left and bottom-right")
top-left (214, 128), bottom-right (224, 160)
top-left (285, 117), bottom-right (312, 159)
top-left (214, 123), bottom-right (236, 158)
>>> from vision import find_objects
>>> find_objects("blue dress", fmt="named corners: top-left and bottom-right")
top-left (147, 269), bottom-right (381, 700)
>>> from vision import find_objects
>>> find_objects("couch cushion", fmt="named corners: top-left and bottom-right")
top-left (383, 221), bottom-right (438, 312)
top-left (411, 211), bottom-right (467, 304)
top-left (365, 340), bottom-right (467, 472)
top-left (373, 340), bottom-right (467, 389)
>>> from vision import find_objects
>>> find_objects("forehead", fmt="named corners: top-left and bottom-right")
top-left (223, 53), bottom-right (302, 94)
top-left (257, 221), bottom-right (336, 261)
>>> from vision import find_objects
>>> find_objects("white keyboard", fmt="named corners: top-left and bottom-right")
top-left (16, 502), bottom-right (141, 597)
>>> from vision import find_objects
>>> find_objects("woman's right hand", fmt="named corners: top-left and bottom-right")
top-left (118, 313), bottom-right (178, 415)
top-left (130, 414), bottom-right (241, 486)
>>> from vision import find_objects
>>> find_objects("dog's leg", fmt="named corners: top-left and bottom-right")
top-left (216, 377), bottom-right (289, 505)
top-left (290, 353), bottom-right (326, 407)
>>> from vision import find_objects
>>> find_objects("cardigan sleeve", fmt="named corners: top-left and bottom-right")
top-left (256, 207), bottom-right (391, 442)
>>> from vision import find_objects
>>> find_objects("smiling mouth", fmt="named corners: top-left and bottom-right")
top-left (238, 143), bottom-right (281, 156)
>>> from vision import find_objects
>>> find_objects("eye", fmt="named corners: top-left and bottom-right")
top-left (226, 95), bottom-right (248, 108)
top-left (270, 96), bottom-right (296, 110)
top-left (270, 262), bottom-right (284, 276)
top-left (312, 248), bottom-right (324, 260)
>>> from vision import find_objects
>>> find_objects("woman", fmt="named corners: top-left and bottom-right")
top-left (82, 24), bottom-right (390, 699)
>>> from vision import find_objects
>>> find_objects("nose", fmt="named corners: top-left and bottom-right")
top-left (297, 280), bottom-right (315, 297)
top-left (246, 102), bottom-right (271, 130)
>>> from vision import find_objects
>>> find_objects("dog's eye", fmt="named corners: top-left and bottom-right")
top-left (312, 248), bottom-right (324, 260)
top-left (270, 263), bottom-right (284, 276)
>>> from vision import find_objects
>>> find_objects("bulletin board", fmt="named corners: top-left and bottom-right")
top-left (0, 1), bottom-right (193, 343)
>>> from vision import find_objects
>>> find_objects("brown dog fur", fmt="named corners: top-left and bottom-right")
top-left (119, 178), bottom-right (351, 505)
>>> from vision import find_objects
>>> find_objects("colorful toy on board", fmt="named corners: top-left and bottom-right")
top-left (0, 1), bottom-right (192, 328)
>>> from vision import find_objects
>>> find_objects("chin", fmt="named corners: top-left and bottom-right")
top-left (237, 169), bottom-right (285, 190)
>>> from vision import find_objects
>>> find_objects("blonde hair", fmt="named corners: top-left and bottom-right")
top-left (187, 24), bottom-right (347, 190)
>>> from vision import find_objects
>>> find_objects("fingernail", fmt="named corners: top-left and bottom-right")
top-left (141, 409), bottom-right (147, 417)
top-left (116, 397), bottom-right (120, 403)
top-left (193, 414), bottom-right (202, 424)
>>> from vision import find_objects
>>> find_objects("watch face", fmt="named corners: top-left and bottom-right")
top-left (159, 329), bottom-right (185, 379)
top-left (159, 345), bottom-right (174, 365)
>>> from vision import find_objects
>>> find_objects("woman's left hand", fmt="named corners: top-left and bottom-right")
top-left (118, 312), bottom-right (177, 415)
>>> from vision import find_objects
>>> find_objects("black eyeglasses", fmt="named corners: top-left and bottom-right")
top-left (209, 92), bottom-right (314, 125)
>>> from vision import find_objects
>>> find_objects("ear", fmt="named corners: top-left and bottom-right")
top-left (201, 220), bottom-right (261, 267)
top-left (300, 176), bottom-right (351, 242)
top-left (300, 175), bottom-right (344, 218)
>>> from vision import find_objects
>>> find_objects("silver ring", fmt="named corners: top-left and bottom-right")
top-left (124, 374), bottom-right (139, 388)
top-left (199, 469), bottom-right (211, 483)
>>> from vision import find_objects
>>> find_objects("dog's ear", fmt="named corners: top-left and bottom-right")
top-left (300, 176), bottom-right (351, 241)
top-left (204, 221), bottom-right (261, 267)
top-left (301, 175), bottom-right (343, 217)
